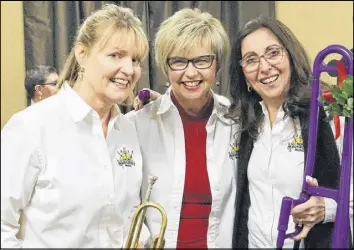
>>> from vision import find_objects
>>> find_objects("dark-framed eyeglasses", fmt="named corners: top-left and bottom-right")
top-left (166, 55), bottom-right (215, 71)
top-left (37, 81), bottom-right (57, 87)
top-left (239, 46), bottom-right (285, 73)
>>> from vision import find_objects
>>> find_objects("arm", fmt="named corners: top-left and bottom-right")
top-left (1, 114), bottom-right (42, 247)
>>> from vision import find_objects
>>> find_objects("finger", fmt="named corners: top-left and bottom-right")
top-left (292, 224), bottom-right (312, 241)
top-left (306, 176), bottom-right (319, 186)
top-left (136, 102), bottom-right (143, 111)
top-left (301, 214), bottom-right (316, 224)
top-left (293, 217), bottom-right (303, 225)
top-left (291, 198), bottom-right (315, 215)
top-left (149, 90), bottom-right (161, 101)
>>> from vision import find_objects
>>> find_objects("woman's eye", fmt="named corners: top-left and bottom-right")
top-left (132, 58), bottom-right (141, 66)
top-left (246, 57), bottom-right (258, 64)
top-left (110, 53), bottom-right (122, 58)
top-left (268, 49), bottom-right (280, 57)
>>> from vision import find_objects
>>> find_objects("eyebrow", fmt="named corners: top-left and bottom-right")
top-left (242, 44), bottom-right (281, 59)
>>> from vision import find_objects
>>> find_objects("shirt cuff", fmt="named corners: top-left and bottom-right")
top-left (323, 197), bottom-right (337, 223)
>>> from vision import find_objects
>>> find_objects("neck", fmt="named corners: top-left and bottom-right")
top-left (73, 80), bottom-right (112, 127)
top-left (32, 97), bottom-right (40, 103)
top-left (263, 98), bottom-right (284, 126)
top-left (171, 90), bottom-right (212, 116)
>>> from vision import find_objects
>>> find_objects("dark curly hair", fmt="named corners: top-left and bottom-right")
top-left (226, 17), bottom-right (312, 140)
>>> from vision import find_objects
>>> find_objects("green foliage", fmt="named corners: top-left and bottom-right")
top-left (319, 75), bottom-right (353, 121)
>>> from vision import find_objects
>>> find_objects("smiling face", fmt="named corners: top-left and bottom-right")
top-left (75, 27), bottom-right (143, 106)
top-left (167, 42), bottom-right (217, 104)
top-left (241, 28), bottom-right (291, 104)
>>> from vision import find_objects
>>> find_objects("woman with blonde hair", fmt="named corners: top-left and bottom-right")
top-left (1, 4), bottom-right (149, 248)
top-left (126, 8), bottom-right (238, 248)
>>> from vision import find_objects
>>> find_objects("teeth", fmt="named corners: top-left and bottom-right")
top-left (183, 81), bottom-right (201, 87)
top-left (111, 78), bottom-right (128, 85)
top-left (260, 75), bottom-right (278, 84)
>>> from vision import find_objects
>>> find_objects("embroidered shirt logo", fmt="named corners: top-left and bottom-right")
top-left (229, 143), bottom-right (239, 159)
top-left (116, 147), bottom-right (135, 168)
top-left (287, 135), bottom-right (304, 152)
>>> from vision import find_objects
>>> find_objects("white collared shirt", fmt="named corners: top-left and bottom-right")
top-left (1, 82), bottom-right (149, 248)
top-left (125, 88), bottom-right (239, 248)
top-left (247, 102), bottom-right (353, 248)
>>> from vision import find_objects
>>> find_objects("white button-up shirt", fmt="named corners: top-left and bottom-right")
top-left (247, 102), bottom-right (353, 248)
top-left (1, 82), bottom-right (149, 248)
top-left (125, 88), bottom-right (239, 248)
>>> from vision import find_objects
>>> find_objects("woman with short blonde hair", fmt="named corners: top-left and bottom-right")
top-left (127, 8), bottom-right (238, 248)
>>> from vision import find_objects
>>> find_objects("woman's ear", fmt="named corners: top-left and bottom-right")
top-left (74, 43), bottom-right (87, 67)
top-left (34, 85), bottom-right (43, 99)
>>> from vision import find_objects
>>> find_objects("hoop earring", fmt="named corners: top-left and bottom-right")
top-left (78, 67), bottom-right (85, 81)
top-left (247, 85), bottom-right (252, 92)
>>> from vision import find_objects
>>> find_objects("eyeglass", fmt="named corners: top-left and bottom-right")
top-left (166, 55), bottom-right (215, 71)
top-left (239, 46), bottom-right (285, 73)
top-left (37, 81), bottom-right (57, 87)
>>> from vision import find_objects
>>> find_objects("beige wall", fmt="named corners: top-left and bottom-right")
top-left (276, 1), bottom-right (353, 85)
top-left (1, 1), bottom-right (26, 128)
top-left (1, 1), bottom-right (353, 128)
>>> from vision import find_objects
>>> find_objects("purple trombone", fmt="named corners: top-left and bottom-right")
top-left (276, 44), bottom-right (353, 248)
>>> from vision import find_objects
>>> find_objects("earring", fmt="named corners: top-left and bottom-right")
top-left (78, 67), bottom-right (85, 81)
top-left (216, 81), bottom-right (220, 86)
top-left (247, 85), bottom-right (252, 92)
top-left (39, 95), bottom-right (42, 101)
top-left (165, 81), bottom-right (170, 87)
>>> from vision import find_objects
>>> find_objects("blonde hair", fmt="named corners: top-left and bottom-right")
top-left (57, 4), bottom-right (149, 88)
top-left (154, 8), bottom-right (230, 77)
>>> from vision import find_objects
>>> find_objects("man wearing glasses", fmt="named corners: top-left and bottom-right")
top-left (24, 65), bottom-right (59, 106)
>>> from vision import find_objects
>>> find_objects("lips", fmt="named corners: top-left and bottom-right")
top-left (259, 75), bottom-right (279, 84)
top-left (110, 78), bottom-right (130, 88)
top-left (181, 80), bottom-right (203, 87)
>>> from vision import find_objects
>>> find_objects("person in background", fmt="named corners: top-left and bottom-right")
top-left (126, 8), bottom-right (238, 248)
top-left (1, 4), bottom-right (150, 248)
top-left (228, 16), bottom-right (352, 248)
top-left (24, 65), bottom-right (59, 106)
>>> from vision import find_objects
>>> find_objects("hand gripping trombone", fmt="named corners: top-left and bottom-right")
top-left (276, 44), bottom-right (353, 248)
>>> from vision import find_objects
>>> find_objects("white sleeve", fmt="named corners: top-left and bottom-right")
top-left (1, 114), bottom-right (42, 248)
top-left (323, 198), bottom-right (337, 223)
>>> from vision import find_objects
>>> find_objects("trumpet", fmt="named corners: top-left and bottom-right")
top-left (125, 174), bottom-right (167, 249)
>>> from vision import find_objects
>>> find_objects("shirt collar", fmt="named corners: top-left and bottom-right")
top-left (259, 100), bottom-right (285, 122)
top-left (156, 86), bottom-right (231, 124)
top-left (59, 82), bottom-right (121, 129)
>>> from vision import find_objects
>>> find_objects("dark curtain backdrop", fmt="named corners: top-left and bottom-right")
top-left (23, 1), bottom-right (275, 111)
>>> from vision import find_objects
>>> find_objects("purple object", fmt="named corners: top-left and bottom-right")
top-left (276, 45), bottom-right (353, 248)
top-left (138, 89), bottom-right (151, 104)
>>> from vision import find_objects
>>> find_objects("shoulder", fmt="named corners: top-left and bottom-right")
top-left (2, 95), bottom-right (65, 135)
top-left (213, 93), bottom-right (231, 107)
top-left (125, 97), bottom-right (163, 124)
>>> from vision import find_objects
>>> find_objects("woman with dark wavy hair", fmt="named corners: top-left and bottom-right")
top-left (228, 17), bottom-right (352, 248)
